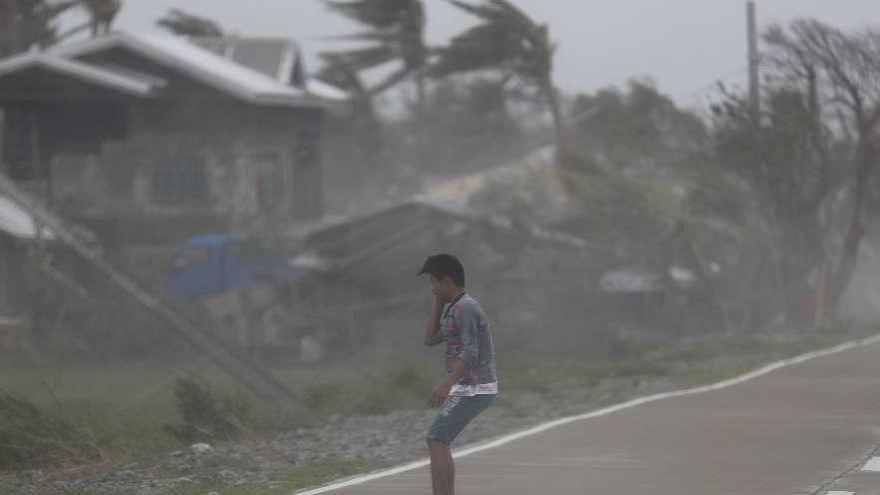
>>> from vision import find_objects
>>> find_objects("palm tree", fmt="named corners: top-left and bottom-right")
top-left (0, 0), bottom-right (80, 56)
top-left (54, 0), bottom-right (120, 40)
top-left (156, 8), bottom-right (224, 37)
top-left (321, 0), bottom-right (427, 101)
top-left (431, 0), bottom-right (572, 163)
top-left (317, 52), bottom-right (385, 162)
top-left (79, 0), bottom-right (120, 37)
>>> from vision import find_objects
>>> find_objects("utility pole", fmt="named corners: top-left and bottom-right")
top-left (747, 1), bottom-right (761, 124)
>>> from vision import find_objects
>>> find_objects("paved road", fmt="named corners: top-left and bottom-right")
top-left (311, 337), bottom-right (880, 495)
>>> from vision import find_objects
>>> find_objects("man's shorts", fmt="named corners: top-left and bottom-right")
top-left (427, 394), bottom-right (496, 445)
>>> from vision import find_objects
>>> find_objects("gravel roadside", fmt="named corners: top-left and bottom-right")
top-left (0, 376), bottom-right (679, 495)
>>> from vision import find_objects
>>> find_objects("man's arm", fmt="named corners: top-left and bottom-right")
top-left (443, 358), bottom-right (471, 387)
top-left (424, 295), bottom-right (445, 346)
top-left (431, 358), bottom-right (471, 406)
top-left (430, 306), bottom-right (479, 406)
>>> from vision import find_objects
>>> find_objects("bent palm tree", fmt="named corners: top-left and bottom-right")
top-left (0, 0), bottom-right (80, 56)
top-left (432, 0), bottom-right (572, 163)
top-left (157, 8), bottom-right (224, 37)
top-left (80, 0), bottom-right (121, 36)
top-left (321, 0), bottom-right (427, 100)
top-left (56, 0), bottom-right (121, 40)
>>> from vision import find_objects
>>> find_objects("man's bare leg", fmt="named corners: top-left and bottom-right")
top-left (427, 438), bottom-right (453, 495)
top-left (447, 445), bottom-right (455, 495)
top-left (428, 440), bottom-right (442, 495)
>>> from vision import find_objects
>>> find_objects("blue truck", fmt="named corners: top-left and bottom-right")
top-left (166, 234), bottom-right (305, 301)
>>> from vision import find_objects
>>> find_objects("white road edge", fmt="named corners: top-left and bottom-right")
top-left (294, 331), bottom-right (880, 495)
top-left (861, 456), bottom-right (880, 471)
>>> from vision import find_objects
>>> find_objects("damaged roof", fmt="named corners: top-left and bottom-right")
top-left (287, 195), bottom-right (596, 272)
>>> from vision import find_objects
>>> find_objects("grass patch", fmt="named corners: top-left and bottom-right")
top-left (165, 376), bottom-right (252, 443)
top-left (0, 390), bottom-right (102, 470)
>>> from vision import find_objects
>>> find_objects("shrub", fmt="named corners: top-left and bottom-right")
top-left (164, 376), bottom-right (251, 443)
top-left (0, 390), bottom-right (100, 470)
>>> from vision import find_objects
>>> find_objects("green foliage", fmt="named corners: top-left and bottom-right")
top-left (432, 0), bottom-right (553, 85)
top-left (705, 17), bottom-right (880, 321)
top-left (321, 0), bottom-right (426, 96)
top-left (434, 0), bottom-right (573, 159)
top-left (0, 389), bottom-right (100, 470)
top-left (571, 79), bottom-right (708, 169)
top-left (326, 0), bottom-right (422, 31)
top-left (156, 8), bottom-right (224, 37)
top-left (0, 0), bottom-right (79, 56)
top-left (165, 376), bottom-right (252, 443)
top-left (711, 87), bottom-right (837, 223)
top-left (554, 164), bottom-right (688, 259)
top-left (302, 382), bottom-right (343, 413)
top-left (389, 77), bottom-right (529, 174)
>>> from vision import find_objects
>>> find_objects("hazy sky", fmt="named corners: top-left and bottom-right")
top-left (102, 1), bottom-right (880, 107)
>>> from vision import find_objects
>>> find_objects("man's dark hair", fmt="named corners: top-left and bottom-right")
top-left (418, 254), bottom-right (466, 287)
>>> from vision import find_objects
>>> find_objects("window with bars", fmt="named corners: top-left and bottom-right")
top-left (255, 152), bottom-right (284, 210)
top-left (151, 154), bottom-right (209, 204)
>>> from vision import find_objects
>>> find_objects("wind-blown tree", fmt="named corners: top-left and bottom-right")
top-left (78, 0), bottom-right (120, 36)
top-left (318, 53), bottom-right (375, 117)
top-left (431, 0), bottom-right (572, 164)
top-left (57, 0), bottom-right (121, 40)
top-left (0, 0), bottom-right (79, 56)
top-left (712, 18), bottom-right (880, 321)
top-left (712, 85), bottom-right (838, 324)
top-left (317, 53), bottom-right (384, 162)
top-left (571, 79), bottom-right (708, 170)
top-left (766, 19), bottom-right (880, 315)
top-left (320, 0), bottom-right (427, 101)
top-left (391, 77), bottom-right (526, 174)
top-left (156, 8), bottom-right (224, 37)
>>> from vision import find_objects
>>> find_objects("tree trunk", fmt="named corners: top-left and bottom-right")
top-left (541, 80), bottom-right (573, 166)
top-left (829, 141), bottom-right (874, 312)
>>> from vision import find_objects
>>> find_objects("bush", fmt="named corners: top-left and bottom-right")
top-left (0, 390), bottom-right (100, 470)
top-left (303, 382), bottom-right (342, 413)
top-left (164, 376), bottom-right (252, 443)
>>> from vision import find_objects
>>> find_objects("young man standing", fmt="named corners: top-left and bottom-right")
top-left (419, 253), bottom-right (498, 495)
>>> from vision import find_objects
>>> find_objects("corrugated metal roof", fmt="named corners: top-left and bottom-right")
top-left (192, 37), bottom-right (291, 80)
top-left (190, 36), bottom-right (349, 102)
top-left (0, 52), bottom-right (159, 97)
top-left (286, 195), bottom-right (592, 251)
top-left (50, 32), bottom-right (324, 108)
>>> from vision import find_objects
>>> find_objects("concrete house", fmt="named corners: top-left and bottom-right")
top-left (0, 32), bottom-right (341, 244)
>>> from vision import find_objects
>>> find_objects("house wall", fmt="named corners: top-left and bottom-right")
top-left (49, 94), bottom-right (325, 240)
top-left (0, 46), bottom-right (327, 242)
